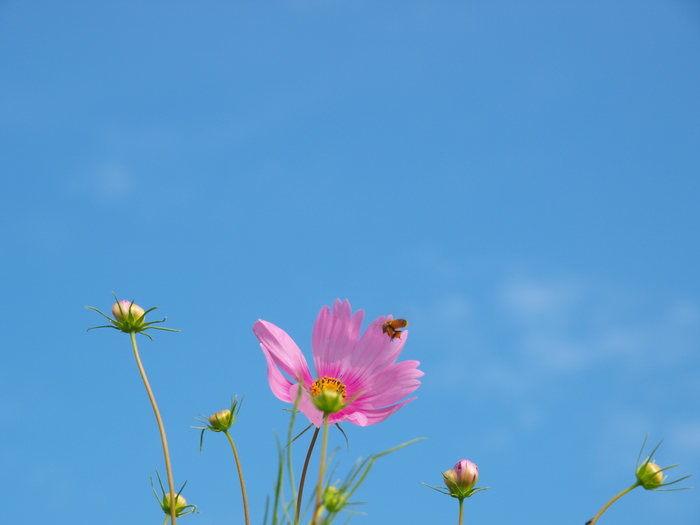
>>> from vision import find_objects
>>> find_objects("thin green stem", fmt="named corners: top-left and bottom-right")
top-left (587, 483), bottom-right (640, 525)
top-left (457, 497), bottom-right (464, 525)
top-left (296, 426), bottom-right (320, 525)
top-left (130, 332), bottom-right (177, 525)
top-left (312, 418), bottom-right (330, 525)
top-left (286, 406), bottom-right (299, 510)
top-left (224, 430), bottom-right (251, 525)
top-left (162, 516), bottom-right (169, 525)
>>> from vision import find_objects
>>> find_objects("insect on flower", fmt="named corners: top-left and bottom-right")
top-left (381, 318), bottom-right (409, 340)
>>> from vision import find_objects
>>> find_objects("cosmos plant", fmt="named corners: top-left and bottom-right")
top-left (86, 295), bottom-right (692, 525)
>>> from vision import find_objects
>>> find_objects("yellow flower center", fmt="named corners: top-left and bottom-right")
top-left (311, 376), bottom-right (346, 400)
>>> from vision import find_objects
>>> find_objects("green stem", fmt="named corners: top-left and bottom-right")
top-left (286, 403), bottom-right (299, 512)
top-left (587, 483), bottom-right (640, 525)
top-left (162, 516), bottom-right (169, 525)
top-left (312, 418), bottom-right (330, 525)
top-left (130, 332), bottom-right (177, 525)
top-left (224, 430), bottom-right (251, 525)
top-left (296, 426), bottom-right (320, 525)
top-left (457, 497), bottom-right (464, 525)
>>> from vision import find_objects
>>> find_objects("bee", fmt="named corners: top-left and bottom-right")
top-left (381, 318), bottom-right (409, 341)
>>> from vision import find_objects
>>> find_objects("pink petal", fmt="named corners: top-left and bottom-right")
top-left (261, 343), bottom-right (294, 402)
top-left (331, 398), bottom-right (417, 426)
top-left (253, 319), bottom-right (314, 387)
top-left (343, 316), bottom-right (408, 387)
top-left (351, 360), bottom-right (423, 408)
top-left (312, 299), bottom-right (363, 378)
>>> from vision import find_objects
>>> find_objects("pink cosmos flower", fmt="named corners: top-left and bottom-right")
top-left (252, 299), bottom-right (423, 427)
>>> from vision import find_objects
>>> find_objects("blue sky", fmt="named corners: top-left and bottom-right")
top-left (1, 1), bottom-right (699, 524)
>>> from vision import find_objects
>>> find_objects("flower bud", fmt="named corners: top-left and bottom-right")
top-left (322, 485), bottom-right (348, 513)
top-left (162, 493), bottom-right (188, 515)
top-left (87, 295), bottom-right (176, 338)
top-left (312, 389), bottom-right (345, 415)
top-left (637, 461), bottom-right (664, 489)
top-left (443, 459), bottom-right (479, 496)
top-left (208, 409), bottom-right (232, 431)
top-left (112, 300), bottom-right (145, 322)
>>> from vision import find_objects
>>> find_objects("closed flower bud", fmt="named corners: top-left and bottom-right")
top-left (195, 397), bottom-right (243, 451)
top-left (631, 437), bottom-right (692, 492)
top-left (87, 294), bottom-right (178, 339)
top-left (443, 459), bottom-right (479, 496)
top-left (425, 458), bottom-right (488, 500)
top-left (162, 493), bottom-right (188, 515)
top-left (322, 485), bottom-right (348, 513)
top-left (209, 409), bottom-right (232, 431)
top-left (112, 300), bottom-right (145, 322)
top-left (637, 461), bottom-right (664, 489)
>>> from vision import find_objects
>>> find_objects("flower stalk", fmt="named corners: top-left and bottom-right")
top-left (223, 428), bottom-right (251, 525)
top-left (312, 416), bottom-right (331, 525)
top-left (194, 397), bottom-right (250, 525)
top-left (296, 426), bottom-right (320, 525)
top-left (586, 484), bottom-right (637, 525)
top-left (130, 331), bottom-right (178, 524)
top-left (87, 295), bottom-right (183, 522)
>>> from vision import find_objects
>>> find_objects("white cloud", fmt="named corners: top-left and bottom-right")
top-left (434, 294), bottom-right (472, 324)
top-left (519, 335), bottom-right (589, 372)
top-left (500, 278), bottom-right (583, 320)
top-left (64, 163), bottom-right (134, 200)
top-left (499, 277), bottom-right (699, 375)
top-left (94, 165), bottom-right (133, 198)
top-left (668, 300), bottom-right (700, 327)
top-left (516, 405), bottom-right (543, 430)
top-left (671, 420), bottom-right (700, 457)
top-left (433, 275), bottom-right (699, 402)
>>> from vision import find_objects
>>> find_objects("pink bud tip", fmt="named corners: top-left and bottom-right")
top-left (112, 300), bottom-right (145, 321)
top-left (444, 459), bottom-right (479, 494)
